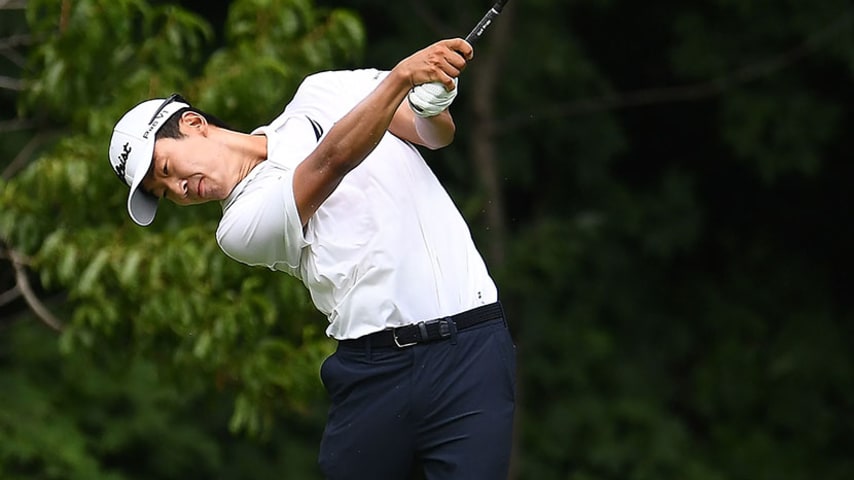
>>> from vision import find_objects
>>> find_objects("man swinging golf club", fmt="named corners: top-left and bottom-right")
top-left (108, 37), bottom-right (515, 479)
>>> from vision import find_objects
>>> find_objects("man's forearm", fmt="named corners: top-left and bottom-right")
top-left (293, 69), bottom-right (411, 225)
top-left (292, 38), bottom-right (473, 225)
top-left (315, 69), bottom-right (410, 175)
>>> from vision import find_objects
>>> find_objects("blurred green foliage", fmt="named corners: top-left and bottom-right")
top-left (0, 320), bottom-right (325, 479)
top-left (3, 0), bottom-right (362, 465)
top-left (2, 0), bottom-right (853, 479)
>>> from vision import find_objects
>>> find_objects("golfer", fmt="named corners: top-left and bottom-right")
top-left (108, 38), bottom-right (515, 479)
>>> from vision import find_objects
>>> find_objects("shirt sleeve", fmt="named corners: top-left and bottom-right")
top-left (216, 163), bottom-right (307, 276)
top-left (284, 69), bottom-right (390, 122)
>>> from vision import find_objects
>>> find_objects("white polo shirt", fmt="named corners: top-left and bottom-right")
top-left (216, 69), bottom-right (497, 340)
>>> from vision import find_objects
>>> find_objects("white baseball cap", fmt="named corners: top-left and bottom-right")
top-left (108, 94), bottom-right (191, 226)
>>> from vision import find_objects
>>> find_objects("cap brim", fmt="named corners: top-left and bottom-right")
top-left (126, 140), bottom-right (157, 226)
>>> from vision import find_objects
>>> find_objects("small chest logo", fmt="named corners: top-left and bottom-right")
top-left (114, 142), bottom-right (131, 184)
top-left (307, 116), bottom-right (324, 141)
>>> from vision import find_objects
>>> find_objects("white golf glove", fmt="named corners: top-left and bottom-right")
top-left (407, 79), bottom-right (459, 118)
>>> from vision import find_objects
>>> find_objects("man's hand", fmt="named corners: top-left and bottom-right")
top-left (394, 38), bottom-right (474, 91)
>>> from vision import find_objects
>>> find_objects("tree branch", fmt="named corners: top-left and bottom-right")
top-left (0, 0), bottom-right (28, 10)
top-left (0, 48), bottom-right (26, 67)
top-left (0, 75), bottom-right (23, 90)
top-left (468, 1), bottom-right (516, 268)
top-left (0, 33), bottom-right (31, 50)
top-left (5, 247), bottom-right (64, 332)
top-left (0, 284), bottom-right (21, 306)
top-left (494, 11), bottom-right (854, 132)
top-left (0, 33), bottom-right (32, 67)
top-left (0, 118), bottom-right (35, 133)
top-left (2, 131), bottom-right (56, 180)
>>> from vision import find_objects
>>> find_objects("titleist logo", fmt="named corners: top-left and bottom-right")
top-left (114, 142), bottom-right (131, 185)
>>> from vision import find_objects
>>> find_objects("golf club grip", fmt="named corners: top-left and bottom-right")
top-left (464, 0), bottom-right (510, 45)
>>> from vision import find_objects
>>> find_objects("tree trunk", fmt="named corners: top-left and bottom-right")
top-left (468, 4), bottom-right (515, 269)
top-left (466, 4), bottom-right (519, 479)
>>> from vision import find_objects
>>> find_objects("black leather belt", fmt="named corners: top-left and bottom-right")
top-left (339, 302), bottom-right (505, 349)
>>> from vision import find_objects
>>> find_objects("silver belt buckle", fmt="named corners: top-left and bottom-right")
top-left (392, 325), bottom-right (418, 348)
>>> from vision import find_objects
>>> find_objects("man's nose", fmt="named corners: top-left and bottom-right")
top-left (167, 179), bottom-right (187, 198)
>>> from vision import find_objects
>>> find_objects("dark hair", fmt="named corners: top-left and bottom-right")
top-left (155, 107), bottom-right (232, 140)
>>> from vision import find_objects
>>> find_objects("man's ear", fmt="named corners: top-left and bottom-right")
top-left (179, 111), bottom-right (208, 135)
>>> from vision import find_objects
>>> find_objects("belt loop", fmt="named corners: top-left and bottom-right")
top-left (446, 317), bottom-right (458, 345)
top-left (365, 336), bottom-right (372, 360)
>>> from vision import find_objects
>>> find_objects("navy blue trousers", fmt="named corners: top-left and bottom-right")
top-left (318, 316), bottom-right (516, 479)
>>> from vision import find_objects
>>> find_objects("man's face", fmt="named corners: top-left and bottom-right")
top-left (141, 112), bottom-right (236, 205)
